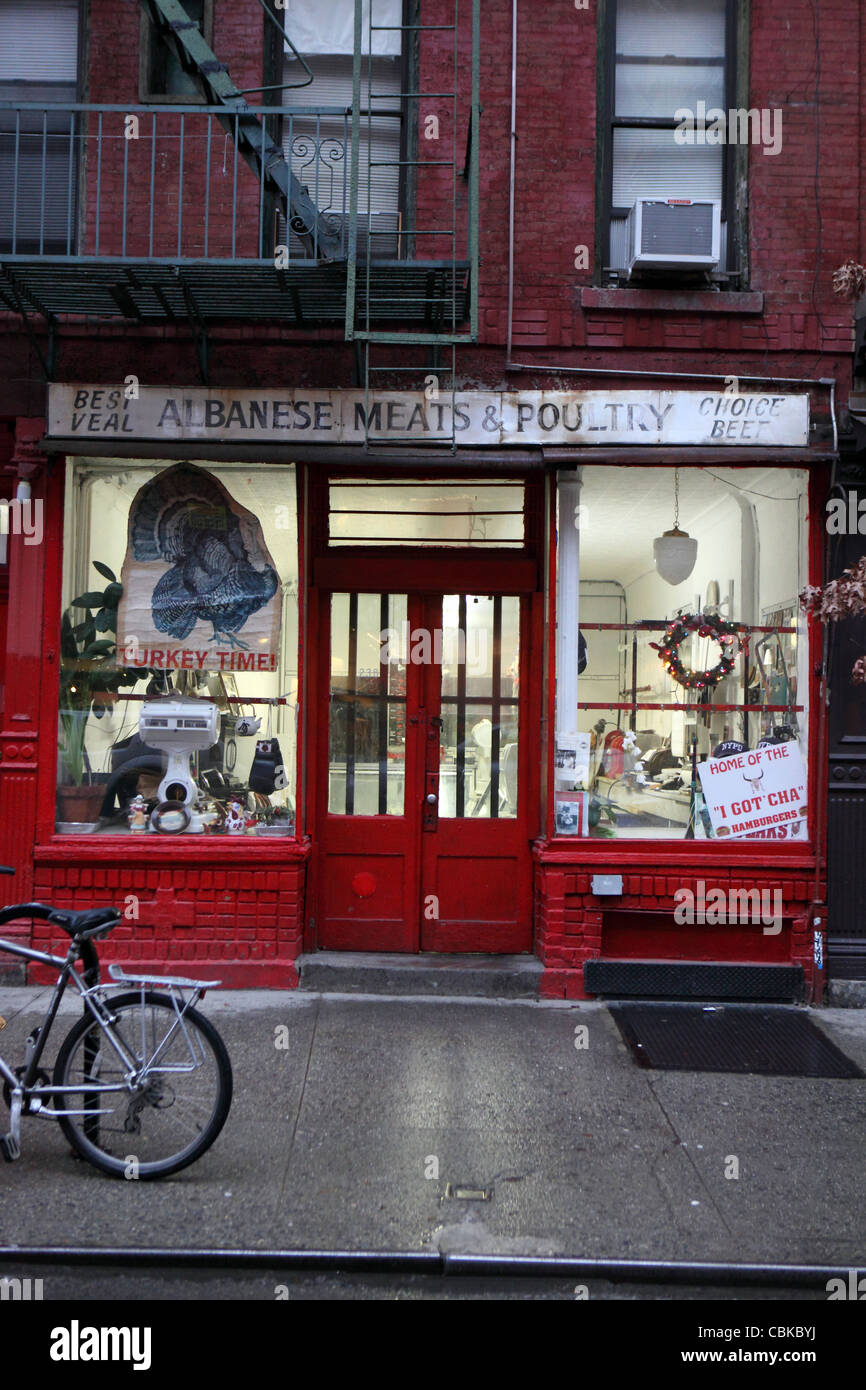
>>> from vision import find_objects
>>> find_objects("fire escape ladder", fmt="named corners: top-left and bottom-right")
top-left (137, 0), bottom-right (342, 261)
top-left (345, 0), bottom-right (480, 452)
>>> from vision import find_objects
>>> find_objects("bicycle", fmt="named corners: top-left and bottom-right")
top-left (0, 867), bottom-right (232, 1179)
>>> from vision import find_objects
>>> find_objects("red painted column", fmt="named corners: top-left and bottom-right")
top-left (0, 419), bottom-right (49, 907)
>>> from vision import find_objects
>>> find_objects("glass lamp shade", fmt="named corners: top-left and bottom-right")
top-left (653, 527), bottom-right (698, 585)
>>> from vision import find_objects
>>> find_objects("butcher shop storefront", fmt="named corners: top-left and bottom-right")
top-left (0, 384), bottom-right (830, 998)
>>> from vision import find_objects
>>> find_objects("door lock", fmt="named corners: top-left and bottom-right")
top-left (425, 793), bottom-right (437, 805)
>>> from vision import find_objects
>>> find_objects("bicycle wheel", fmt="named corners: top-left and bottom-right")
top-left (53, 991), bottom-right (232, 1179)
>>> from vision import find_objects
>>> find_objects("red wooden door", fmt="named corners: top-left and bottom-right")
top-left (315, 589), bottom-right (534, 953)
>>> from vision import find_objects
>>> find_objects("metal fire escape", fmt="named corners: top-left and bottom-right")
top-left (0, 0), bottom-right (479, 400)
top-left (137, 0), bottom-right (342, 261)
top-left (345, 0), bottom-right (480, 449)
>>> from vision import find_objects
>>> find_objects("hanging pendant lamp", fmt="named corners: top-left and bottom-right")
top-left (653, 468), bottom-right (697, 585)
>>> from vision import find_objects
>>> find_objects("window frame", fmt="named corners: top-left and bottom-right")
top-left (268, 0), bottom-right (415, 260)
top-left (50, 455), bottom-right (301, 844)
top-left (595, 0), bottom-right (749, 289)
top-left (138, 0), bottom-right (214, 106)
top-left (553, 461), bottom-right (813, 845)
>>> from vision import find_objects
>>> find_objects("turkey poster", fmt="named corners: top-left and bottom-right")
top-left (116, 464), bottom-right (282, 673)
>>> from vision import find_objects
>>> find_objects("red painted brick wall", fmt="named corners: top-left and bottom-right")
top-left (27, 849), bottom-right (308, 988)
top-left (535, 855), bottom-right (822, 1000)
top-left (1, 0), bottom-right (857, 399)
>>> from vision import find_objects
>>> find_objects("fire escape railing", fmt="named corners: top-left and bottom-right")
top-left (0, 0), bottom-right (480, 400)
top-left (0, 101), bottom-right (352, 264)
top-left (137, 0), bottom-right (342, 260)
top-left (345, 0), bottom-right (480, 450)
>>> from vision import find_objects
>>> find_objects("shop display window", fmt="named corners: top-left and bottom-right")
top-left (56, 458), bottom-right (298, 837)
top-left (555, 465), bottom-right (810, 841)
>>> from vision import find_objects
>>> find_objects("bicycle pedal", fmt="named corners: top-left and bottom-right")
top-left (0, 1133), bottom-right (21, 1162)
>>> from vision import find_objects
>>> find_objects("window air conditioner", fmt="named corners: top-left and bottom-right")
top-left (625, 198), bottom-right (721, 278)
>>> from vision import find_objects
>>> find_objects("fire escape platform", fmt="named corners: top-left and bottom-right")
top-left (0, 259), bottom-right (471, 328)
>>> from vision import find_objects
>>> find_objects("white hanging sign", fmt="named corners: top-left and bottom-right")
top-left (47, 386), bottom-right (810, 448)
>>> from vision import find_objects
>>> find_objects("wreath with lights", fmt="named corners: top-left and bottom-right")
top-left (650, 613), bottom-right (746, 691)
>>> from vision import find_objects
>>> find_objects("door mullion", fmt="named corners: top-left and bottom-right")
top-left (378, 592), bottom-right (389, 816)
top-left (345, 592), bottom-right (358, 816)
top-left (490, 594), bottom-right (502, 818)
top-left (456, 593), bottom-right (467, 819)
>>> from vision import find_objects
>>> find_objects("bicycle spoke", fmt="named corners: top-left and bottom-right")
top-left (55, 994), bottom-right (231, 1176)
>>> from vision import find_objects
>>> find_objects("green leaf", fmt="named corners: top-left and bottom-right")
top-left (60, 613), bottom-right (78, 659)
top-left (94, 608), bottom-right (115, 632)
top-left (71, 591), bottom-right (106, 609)
top-left (102, 583), bottom-right (123, 607)
top-left (82, 639), bottom-right (115, 656)
top-left (92, 561), bottom-right (116, 582)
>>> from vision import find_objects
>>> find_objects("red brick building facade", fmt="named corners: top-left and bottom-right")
top-left (0, 0), bottom-right (860, 999)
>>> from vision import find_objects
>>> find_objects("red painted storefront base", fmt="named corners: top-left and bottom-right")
top-left (533, 844), bottom-right (822, 1000)
top-left (24, 841), bottom-right (310, 989)
top-left (7, 837), bottom-right (824, 998)
top-left (11, 839), bottom-right (824, 1001)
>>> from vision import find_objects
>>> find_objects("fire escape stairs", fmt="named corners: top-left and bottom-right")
top-left (135, 0), bottom-right (342, 380)
top-left (138, 0), bottom-right (341, 263)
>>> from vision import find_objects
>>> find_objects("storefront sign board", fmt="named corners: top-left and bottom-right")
top-left (48, 386), bottom-right (810, 448)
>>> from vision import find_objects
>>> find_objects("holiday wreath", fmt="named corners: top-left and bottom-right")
top-left (650, 613), bottom-right (746, 691)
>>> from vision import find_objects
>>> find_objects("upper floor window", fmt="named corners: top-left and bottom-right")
top-left (601, 0), bottom-right (741, 287)
top-left (280, 0), bottom-right (405, 260)
top-left (139, 0), bottom-right (214, 103)
top-left (0, 0), bottom-right (80, 254)
top-left (139, 0), bottom-right (214, 104)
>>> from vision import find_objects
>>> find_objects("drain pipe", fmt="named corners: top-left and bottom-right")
top-left (506, 0), bottom-right (518, 368)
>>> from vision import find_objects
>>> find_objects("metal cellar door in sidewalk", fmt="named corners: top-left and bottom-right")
top-left (316, 590), bottom-right (533, 953)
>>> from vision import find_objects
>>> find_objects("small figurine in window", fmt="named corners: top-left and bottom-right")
top-left (127, 794), bottom-right (148, 833)
top-left (224, 798), bottom-right (245, 834)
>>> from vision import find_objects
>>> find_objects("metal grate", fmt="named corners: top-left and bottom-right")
top-left (609, 1003), bottom-right (864, 1078)
top-left (0, 259), bottom-right (469, 324)
top-left (640, 200), bottom-right (715, 256)
top-left (585, 959), bottom-right (804, 1002)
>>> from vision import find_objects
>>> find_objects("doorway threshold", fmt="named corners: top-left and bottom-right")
top-left (297, 952), bottom-right (543, 999)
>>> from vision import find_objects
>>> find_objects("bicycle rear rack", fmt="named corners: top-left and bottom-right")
top-left (107, 964), bottom-right (222, 991)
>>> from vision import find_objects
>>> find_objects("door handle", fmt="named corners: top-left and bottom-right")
top-left (422, 779), bottom-right (439, 832)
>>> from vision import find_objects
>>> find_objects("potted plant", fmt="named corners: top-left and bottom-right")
top-left (57, 562), bottom-right (153, 825)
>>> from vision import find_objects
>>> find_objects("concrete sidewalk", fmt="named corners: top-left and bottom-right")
top-left (1, 986), bottom-right (865, 1267)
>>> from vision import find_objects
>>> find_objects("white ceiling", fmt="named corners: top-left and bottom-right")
top-left (576, 465), bottom-right (806, 585)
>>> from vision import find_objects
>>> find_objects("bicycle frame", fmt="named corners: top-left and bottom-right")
top-left (0, 930), bottom-right (214, 1118)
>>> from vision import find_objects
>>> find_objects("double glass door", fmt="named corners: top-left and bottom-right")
top-left (317, 590), bottom-right (533, 952)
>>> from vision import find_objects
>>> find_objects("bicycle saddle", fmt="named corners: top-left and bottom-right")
top-left (47, 908), bottom-right (121, 937)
